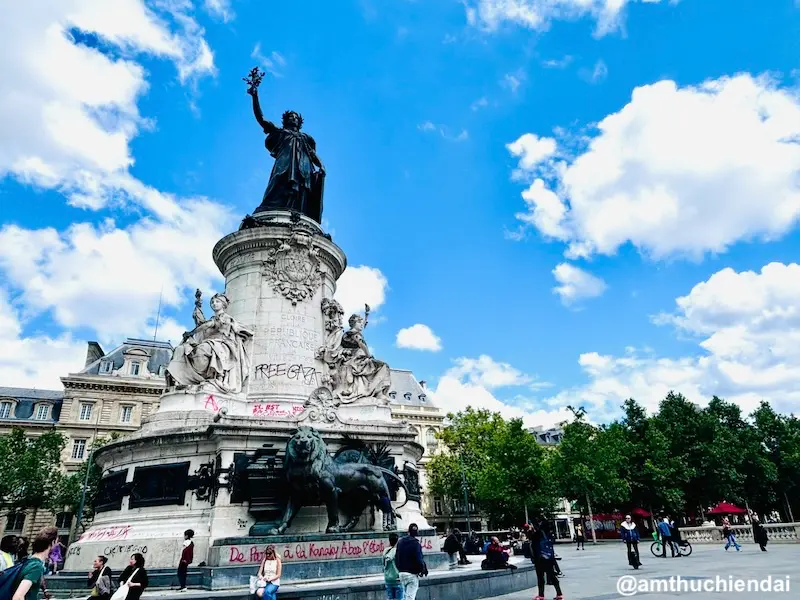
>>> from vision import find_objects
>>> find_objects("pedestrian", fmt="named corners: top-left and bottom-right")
top-left (575, 523), bottom-right (585, 550)
top-left (443, 529), bottom-right (461, 570)
top-left (47, 538), bottom-right (66, 575)
top-left (87, 555), bottom-right (113, 600)
top-left (526, 520), bottom-right (563, 600)
top-left (668, 519), bottom-right (681, 556)
top-left (11, 526), bottom-right (58, 600)
top-left (15, 537), bottom-right (29, 563)
top-left (619, 515), bottom-right (641, 569)
top-left (118, 553), bottom-right (149, 600)
top-left (177, 529), bottom-right (194, 591)
top-left (752, 516), bottom-right (768, 552)
top-left (383, 532), bottom-right (404, 600)
top-left (657, 517), bottom-right (675, 558)
top-left (0, 535), bottom-right (17, 570)
top-left (254, 545), bottom-right (281, 600)
top-left (722, 517), bottom-right (741, 551)
top-left (395, 523), bottom-right (427, 600)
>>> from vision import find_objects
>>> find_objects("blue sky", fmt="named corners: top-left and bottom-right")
top-left (1, 0), bottom-right (799, 425)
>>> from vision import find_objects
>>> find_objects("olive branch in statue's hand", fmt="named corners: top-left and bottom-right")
top-left (244, 66), bottom-right (265, 95)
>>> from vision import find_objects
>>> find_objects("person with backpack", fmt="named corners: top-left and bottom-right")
top-left (395, 524), bottom-right (427, 600)
top-left (526, 520), bottom-right (563, 600)
top-left (1, 526), bottom-right (58, 600)
top-left (383, 533), bottom-right (403, 599)
top-left (177, 529), bottom-right (194, 592)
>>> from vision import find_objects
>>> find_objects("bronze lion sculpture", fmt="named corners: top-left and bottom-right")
top-left (269, 426), bottom-right (408, 534)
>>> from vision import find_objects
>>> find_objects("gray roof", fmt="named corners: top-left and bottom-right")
top-left (528, 426), bottom-right (564, 445)
top-left (0, 387), bottom-right (64, 401)
top-left (80, 338), bottom-right (173, 376)
top-left (389, 369), bottom-right (434, 406)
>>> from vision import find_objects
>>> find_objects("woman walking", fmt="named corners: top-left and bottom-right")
top-left (119, 553), bottom-right (149, 600)
top-left (527, 520), bottom-right (563, 600)
top-left (254, 545), bottom-right (282, 600)
top-left (722, 518), bottom-right (741, 552)
top-left (48, 538), bottom-right (66, 575)
top-left (752, 516), bottom-right (768, 552)
top-left (619, 515), bottom-right (641, 569)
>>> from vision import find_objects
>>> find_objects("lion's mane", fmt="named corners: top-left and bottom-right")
top-left (285, 426), bottom-right (332, 479)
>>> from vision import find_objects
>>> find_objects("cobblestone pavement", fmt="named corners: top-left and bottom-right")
top-left (498, 542), bottom-right (799, 599)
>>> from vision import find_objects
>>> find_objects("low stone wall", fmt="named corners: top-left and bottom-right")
top-left (681, 523), bottom-right (800, 544)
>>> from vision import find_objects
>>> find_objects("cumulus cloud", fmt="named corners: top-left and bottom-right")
top-left (204, 0), bottom-right (235, 22)
top-left (552, 263), bottom-right (607, 305)
top-left (466, 0), bottom-right (671, 36)
top-left (508, 74), bottom-right (800, 261)
top-left (396, 324), bottom-right (442, 352)
top-left (335, 266), bottom-right (389, 318)
top-left (431, 355), bottom-right (568, 427)
top-left (0, 288), bottom-right (87, 389)
top-left (544, 262), bottom-right (800, 421)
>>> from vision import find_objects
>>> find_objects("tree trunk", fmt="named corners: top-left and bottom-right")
top-left (586, 492), bottom-right (597, 544)
top-left (699, 504), bottom-right (705, 523)
top-left (784, 491), bottom-right (795, 523)
top-left (524, 502), bottom-right (529, 525)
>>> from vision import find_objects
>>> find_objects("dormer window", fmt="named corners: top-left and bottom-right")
top-left (130, 362), bottom-right (141, 376)
top-left (99, 359), bottom-right (113, 374)
top-left (34, 404), bottom-right (50, 420)
top-left (157, 365), bottom-right (166, 376)
top-left (403, 392), bottom-right (412, 401)
top-left (0, 401), bottom-right (12, 419)
top-left (419, 394), bottom-right (426, 403)
top-left (389, 391), bottom-right (397, 400)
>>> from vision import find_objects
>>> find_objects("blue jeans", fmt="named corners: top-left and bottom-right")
top-left (725, 534), bottom-right (741, 551)
top-left (386, 583), bottom-right (405, 599)
top-left (261, 583), bottom-right (279, 600)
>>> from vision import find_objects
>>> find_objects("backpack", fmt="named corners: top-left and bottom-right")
top-left (383, 547), bottom-right (399, 584)
top-left (0, 559), bottom-right (29, 600)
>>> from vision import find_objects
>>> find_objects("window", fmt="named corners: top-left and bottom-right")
top-left (72, 439), bottom-right (87, 460)
top-left (419, 394), bottom-right (427, 403)
top-left (130, 362), bottom-right (140, 376)
top-left (35, 404), bottom-right (50, 420)
top-left (79, 403), bottom-right (93, 421)
top-left (55, 512), bottom-right (73, 529)
top-left (120, 406), bottom-right (133, 424)
top-left (434, 499), bottom-right (443, 515)
top-left (157, 365), bottom-right (166, 376)
top-left (0, 401), bottom-right (11, 419)
top-left (99, 360), bottom-right (113, 374)
top-left (5, 513), bottom-right (25, 532)
top-left (426, 429), bottom-right (438, 447)
top-left (403, 392), bottom-right (412, 401)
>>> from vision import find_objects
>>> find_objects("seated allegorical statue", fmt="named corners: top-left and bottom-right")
top-left (166, 292), bottom-right (253, 395)
top-left (316, 302), bottom-right (391, 404)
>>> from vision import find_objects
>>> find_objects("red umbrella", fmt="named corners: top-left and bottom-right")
top-left (707, 502), bottom-right (747, 515)
top-left (631, 508), bottom-right (651, 517)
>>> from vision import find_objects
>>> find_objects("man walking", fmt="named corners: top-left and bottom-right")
top-left (657, 517), bottom-right (675, 558)
top-left (11, 526), bottom-right (58, 600)
top-left (383, 533), bottom-right (403, 599)
top-left (395, 524), bottom-right (427, 600)
top-left (443, 529), bottom-right (465, 569)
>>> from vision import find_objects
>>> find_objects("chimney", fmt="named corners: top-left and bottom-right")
top-left (85, 341), bottom-right (105, 367)
top-left (419, 380), bottom-right (426, 389)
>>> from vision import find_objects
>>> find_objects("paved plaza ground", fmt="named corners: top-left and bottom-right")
top-left (499, 542), bottom-right (799, 600)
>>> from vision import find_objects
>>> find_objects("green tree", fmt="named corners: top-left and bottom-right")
top-left (427, 408), bottom-right (558, 527)
top-left (0, 427), bottom-right (67, 511)
top-left (751, 402), bottom-right (800, 520)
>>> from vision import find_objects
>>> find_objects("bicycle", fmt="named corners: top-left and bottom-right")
top-left (650, 538), bottom-right (692, 557)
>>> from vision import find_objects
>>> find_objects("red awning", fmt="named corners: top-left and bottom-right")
top-left (707, 502), bottom-right (747, 515)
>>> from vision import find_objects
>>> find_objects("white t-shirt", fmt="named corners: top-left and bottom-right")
top-left (262, 559), bottom-right (280, 586)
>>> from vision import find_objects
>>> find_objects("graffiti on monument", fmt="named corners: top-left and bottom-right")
top-left (251, 403), bottom-right (306, 417)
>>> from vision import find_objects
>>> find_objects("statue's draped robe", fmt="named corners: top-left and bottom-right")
top-left (337, 330), bottom-right (391, 402)
top-left (168, 312), bottom-right (252, 394)
top-left (256, 127), bottom-right (321, 220)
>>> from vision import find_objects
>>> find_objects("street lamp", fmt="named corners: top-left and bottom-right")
top-left (460, 462), bottom-right (471, 535)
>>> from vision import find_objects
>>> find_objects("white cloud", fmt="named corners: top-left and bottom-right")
top-left (579, 59), bottom-right (608, 84)
top-left (396, 324), bottom-right (442, 352)
top-left (508, 74), bottom-right (800, 260)
top-left (501, 70), bottom-right (526, 93)
top-left (552, 263), bottom-right (607, 305)
top-left (335, 266), bottom-right (389, 318)
top-left (0, 0), bottom-right (215, 210)
top-left (417, 122), bottom-right (470, 142)
top-left (204, 0), bottom-right (234, 22)
top-left (466, 0), bottom-right (671, 36)
top-left (507, 133), bottom-right (557, 172)
top-left (542, 55), bottom-right (573, 69)
top-left (431, 355), bottom-right (569, 428)
top-left (251, 43), bottom-right (286, 77)
top-left (544, 262), bottom-right (800, 421)
top-left (471, 97), bottom-right (489, 111)
top-left (0, 288), bottom-right (86, 389)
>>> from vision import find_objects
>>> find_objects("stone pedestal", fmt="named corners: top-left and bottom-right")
top-left (64, 211), bottom-right (430, 584)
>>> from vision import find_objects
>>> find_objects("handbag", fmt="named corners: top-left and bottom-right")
top-left (111, 568), bottom-right (139, 600)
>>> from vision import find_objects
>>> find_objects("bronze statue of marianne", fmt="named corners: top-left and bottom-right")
top-left (244, 67), bottom-right (326, 223)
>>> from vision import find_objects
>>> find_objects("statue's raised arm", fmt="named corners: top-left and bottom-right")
top-left (244, 67), bottom-right (277, 134)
